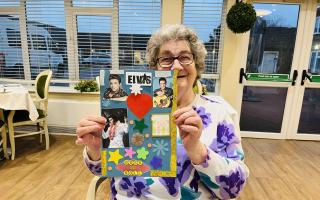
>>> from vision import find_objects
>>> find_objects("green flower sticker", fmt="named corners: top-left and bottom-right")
top-left (137, 147), bottom-right (149, 160)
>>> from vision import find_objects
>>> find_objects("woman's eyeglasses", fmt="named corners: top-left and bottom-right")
top-left (157, 53), bottom-right (194, 68)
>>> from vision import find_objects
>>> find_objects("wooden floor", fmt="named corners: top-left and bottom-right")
top-left (0, 135), bottom-right (319, 200)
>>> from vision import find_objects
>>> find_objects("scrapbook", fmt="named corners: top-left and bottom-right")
top-left (99, 69), bottom-right (177, 177)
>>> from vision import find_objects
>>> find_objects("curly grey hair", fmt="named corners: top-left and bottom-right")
top-left (146, 24), bottom-right (207, 81)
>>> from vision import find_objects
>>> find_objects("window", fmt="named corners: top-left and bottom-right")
top-left (119, 0), bottom-right (161, 70)
top-left (183, 0), bottom-right (225, 93)
top-left (76, 15), bottom-right (112, 80)
top-left (315, 17), bottom-right (320, 34)
top-left (26, 0), bottom-right (68, 79)
top-left (0, 15), bottom-right (24, 79)
top-left (0, 0), bottom-right (161, 84)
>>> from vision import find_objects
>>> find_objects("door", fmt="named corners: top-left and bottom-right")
top-left (288, 1), bottom-right (320, 140)
top-left (238, 1), bottom-right (320, 140)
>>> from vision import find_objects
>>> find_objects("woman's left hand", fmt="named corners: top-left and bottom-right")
top-left (173, 107), bottom-right (207, 164)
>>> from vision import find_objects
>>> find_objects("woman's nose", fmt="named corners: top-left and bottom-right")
top-left (170, 59), bottom-right (183, 70)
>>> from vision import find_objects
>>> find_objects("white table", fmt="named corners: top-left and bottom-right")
top-left (0, 84), bottom-right (39, 121)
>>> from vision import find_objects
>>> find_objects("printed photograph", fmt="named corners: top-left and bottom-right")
top-left (153, 77), bottom-right (173, 108)
top-left (104, 74), bottom-right (128, 101)
top-left (101, 108), bottom-right (129, 148)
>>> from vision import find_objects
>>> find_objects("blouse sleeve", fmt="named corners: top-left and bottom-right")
top-left (192, 104), bottom-right (249, 199)
top-left (102, 129), bottom-right (109, 139)
top-left (83, 147), bottom-right (102, 176)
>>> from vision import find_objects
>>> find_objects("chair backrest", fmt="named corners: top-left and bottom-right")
top-left (0, 119), bottom-right (4, 129)
top-left (35, 70), bottom-right (52, 100)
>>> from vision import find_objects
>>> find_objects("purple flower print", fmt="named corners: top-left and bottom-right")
top-left (119, 177), bottom-right (151, 198)
top-left (200, 95), bottom-right (219, 103)
top-left (199, 149), bottom-right (211, 168)
top-left (85, 161), bottom-right (101, 175)
top-left (210, 120), bottom-right (241, 161)
top-left (216, 167), bottom-right (247, 199)
top-left (110, 178), bottom-right (118, 200)
top-left (193, 106), bottom-right (212, 128)
top-left (159, 177), bottom-right (180, 197)
top-left (160, 146), bottom-right (184, 197)
top-left (176, 145), bottom-right (193, 184)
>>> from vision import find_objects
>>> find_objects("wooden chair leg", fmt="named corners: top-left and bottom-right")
top-left (8, 122), bottom-right (15, 160)
top-left (38, 122), bottom-right (42, 143)
top-left (1, 126), bottom-right (9, 159)
top-left (43, 120), bottom-right (49, 150)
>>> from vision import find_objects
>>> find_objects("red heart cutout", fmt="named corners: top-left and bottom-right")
top-left (127, 93), bottom-right (153, 119)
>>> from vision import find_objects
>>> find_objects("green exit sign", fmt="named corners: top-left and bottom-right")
top-left (311, 75), bottom-right (320, 83)
top-left (247, 73), bottom-right (290, 82)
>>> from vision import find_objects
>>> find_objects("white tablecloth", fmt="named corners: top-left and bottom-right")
top-left (0, 84), bottom-right (39, 121)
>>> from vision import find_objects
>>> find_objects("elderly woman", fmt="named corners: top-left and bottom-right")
top-left (76, 24), bottom-right (249, 199)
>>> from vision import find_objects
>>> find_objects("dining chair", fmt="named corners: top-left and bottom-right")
top-left (86, 176), bottom-right (108, 200)
top-left (0, 119), bottom-right (9, 159)
top-left (6, 70), bottom-right (52, 160)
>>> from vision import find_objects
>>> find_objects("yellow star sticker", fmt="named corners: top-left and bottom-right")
top-left (108, 149), bottom-right (123, 165)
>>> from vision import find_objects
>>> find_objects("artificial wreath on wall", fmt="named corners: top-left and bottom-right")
top-left (226, 0), bottom-right (257, 34)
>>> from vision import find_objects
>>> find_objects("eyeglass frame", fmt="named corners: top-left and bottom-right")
top-left (156, 53), bottom-right (194, 68)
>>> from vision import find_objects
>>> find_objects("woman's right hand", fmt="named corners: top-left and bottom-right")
top-left (76, 115), bottom-right (106, 161)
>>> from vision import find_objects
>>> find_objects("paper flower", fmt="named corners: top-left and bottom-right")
top-left (137, 147), bottom-right (149, 160)
top-left (152, 139), bottom-right (169, 156)
top-left (130, 84), bottom-right (143, 95)
top-left (131, 133), bottom-right (144, 146)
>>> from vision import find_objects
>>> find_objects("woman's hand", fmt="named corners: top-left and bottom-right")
top-left (76, 115), bottom-right (106, 161)
top-left (173, 107), bottom-right (207, 164)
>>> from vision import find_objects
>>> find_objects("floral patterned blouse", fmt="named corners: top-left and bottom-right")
top-left (83, 95), bottom-right (249, 199)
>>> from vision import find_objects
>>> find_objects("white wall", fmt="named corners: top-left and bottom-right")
top-left (47, 94), bottom-right (100, 130)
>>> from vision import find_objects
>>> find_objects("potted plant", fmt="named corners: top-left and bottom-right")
top-left (74, 80), bottom-right (99, 92)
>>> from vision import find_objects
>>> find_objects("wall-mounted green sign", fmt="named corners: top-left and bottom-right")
top-left (247, 73), bottom-right (290, 82)
top-left (311, 75), bottom-right (320, 83)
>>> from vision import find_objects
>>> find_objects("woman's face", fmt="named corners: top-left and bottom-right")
top-left (157, 40), bottom-right (197, 100)
top-left (109, 79), bottom-right (120, 92)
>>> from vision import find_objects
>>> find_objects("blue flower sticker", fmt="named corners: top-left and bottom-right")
top-left (152, 139), bottom-right (169, 156)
